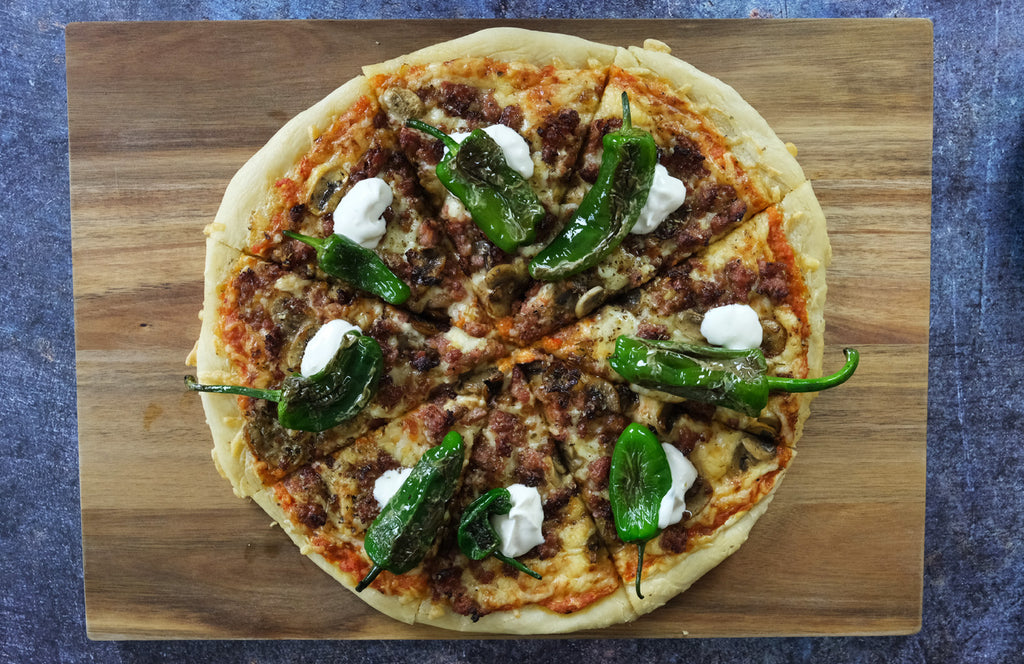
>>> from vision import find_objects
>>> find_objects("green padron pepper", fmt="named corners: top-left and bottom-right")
top-left (185, 330), bottom-right (383, 432)
top-left (404, 119), bottom-right (544, 253)
top-left (356, 430), bottom-right (466, 592)
top-left (283, 230), bottom-right (411, 305)
top-left (456, 488), bottom-right (542, 579)
top-left (529, 93), bottom-right (658, 281)
top-left (608, 422), bottom-right (671, 600)
top-left (609, 336), bottom-right (860, 417)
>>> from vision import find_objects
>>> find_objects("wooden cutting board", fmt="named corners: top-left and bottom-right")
top-left (68, 19), bottom-right (932, 639)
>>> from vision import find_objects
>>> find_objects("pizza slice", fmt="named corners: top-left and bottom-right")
top-left (415, 365), bottom-right (634, 633)
top-left (515, 349), bottom-right (792, 614)
top-left (363, 28), bottom-right (616, 318)
top-left (252, 387), bottom-right (490, 624)
top-left (190, 242), bottom-right (508, 489)
top-left (535, 181), bottom-right (830, 447)
top-left (506, 42), bottom-right (807, 344)
top-left (203, 76), bottom-right (487, 328)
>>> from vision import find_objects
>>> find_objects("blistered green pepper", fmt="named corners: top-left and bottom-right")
top-left (185, 330), bottom-right (383, 432)
top-left (529, 93), bottom-right (658, 281)
top-left (608, 423), bottom-right (671, 600)
top-left (284, 230), bottom-right (411, 305)
top-left (405, 119), bottom-right (544, 253)
top-left (356, 430), bottom-right (466, 592)
top-left (456, 488), bottom-right (542, 579)
top-left (609, 337), bottom-right (860, 417)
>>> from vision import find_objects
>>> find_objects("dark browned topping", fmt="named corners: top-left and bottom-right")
top-left (537, 108), bottom-right (580, 165)
top-left (660, 136), bottom-right (708, 181)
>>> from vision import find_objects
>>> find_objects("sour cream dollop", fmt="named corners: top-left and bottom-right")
top-left (449, 125), bottom-right (534, 179)
top-left (373, 466), bottom-right (413, 509)
top-left (700, 303), bottom-right (763, 350)
top-left (490, 484), bottom-right (545, 558)
top-left (630, 164), bottom-right (687, 235)
top-left (657, 443), bottom-right (699, 529)
top-left (300, 319), bottom-right (360, 377)
top-left (332, 176), bottom-right (393, 249)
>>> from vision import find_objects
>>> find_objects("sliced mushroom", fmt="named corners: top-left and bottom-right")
top-left (380, 86), bottom-right (424, 121)
top-left (484, 262), bottom-right (527, 290)
top-left (738, 411), bottom-right (782, 441)
top-left (574, 286), bottom-right (606, 319)
top-left (483, 262), bottom-right (529, 317)
top-left (307, 166), bottom-right (347, 214)
top-left (740, 435), bottom-right (777, 462)
top-left (760, 318), bottom-right (788, 358)
top-left (683, 479), bottom-right (712, 525)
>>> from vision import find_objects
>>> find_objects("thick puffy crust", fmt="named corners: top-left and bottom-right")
top-left (629, 491), bottom-right (777, 615)
top-left (622, 44), bottom-right (806, 206)
top-left (777, 181), bottom-right (830, 380)
top-left (361, 27), bottom-right (617, 75)
top-left (191, 28), bottom-right (833, 634)
top-left (207, 76), bottom-right (379, 255)
top-left (416, 584), bottom-right (637, 634)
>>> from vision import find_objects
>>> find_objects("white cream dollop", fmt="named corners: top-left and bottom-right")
top-left (300, 319), bottom-right (360, 377)
top-left (373, 467), bottom-right (413, 509)
top-left (700, 303), bottom-right (763, 350)
top-left (657, 443), bottom-right (699, 530)
top-left (332, 176), bottom-right (393, 249)
top-left (448, 125), bottom-right (534, 179)
top-left (630, 164), bottom-right (687, 235)
top-left (490, 484), bottom-right (545, 558)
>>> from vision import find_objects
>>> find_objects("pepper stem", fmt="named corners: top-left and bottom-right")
top-left (184, 375), bottom-right (282, 403)
top-left (621, 92), bottom-right (632, 131)
top-left (766, 348), bottom-right (860, 394)
top-left (635, 540), bottom-right (646, 600)
top-left (495, 553), bottom-right (542, 580)
top-left (355, 564), bottom-right (384, 593)
top-left (283, 230), bottom-right (326, 252)
top-left (405, 119), bottom-right (461, 152)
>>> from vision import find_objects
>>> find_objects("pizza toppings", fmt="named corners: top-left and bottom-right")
top-left (456, 486), bottom-right (543, 579)
top-left (186, 328), bottom-right (384, 432)
top-left (405, 119), bottom-right (545, 253)
top-left (357, 430), bottom-right (466, 592)
top-left (373, 466), bottom-right (413, 508)
top-left (284, 229), bottom-right (412, 305)
top-left (699, 303), bottom-right (763, 350)
top-left (529, 94), bottom-right (659, 281)
top-left (331, 176), bottom-right (392, 249)
top-left (609, 337), bottom-right (860, 418)
top-left (657, 443), bottom-right (699, 529)
top-left (448, 125), bottom-right (534, 179)
top-left (608, 423), bottom-right (672, 599)
top-left (299, 318), bottom-right (360, 376)
top-left (490, 484), bottom-right (546, 558)
top-left (630, 164), bottom-right (687, 236)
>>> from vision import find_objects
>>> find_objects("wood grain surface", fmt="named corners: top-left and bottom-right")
top-left (68, 19), bottom-right (932, 639)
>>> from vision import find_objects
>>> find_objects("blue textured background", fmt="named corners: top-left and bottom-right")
top-left (2, 1), bottom-right (1022, 662)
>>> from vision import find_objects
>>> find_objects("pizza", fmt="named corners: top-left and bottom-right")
top-left (187, 27), bottom-right (851, 634)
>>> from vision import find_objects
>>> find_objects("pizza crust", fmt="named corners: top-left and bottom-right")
top-left (621, 44), bottom-right (807, 205)
top-left (206, 75), bottom-right (374, 253)
top-left (415, 584), bottom-right (638, 634)
top-left (630, 488), bottom-right (780, 617)
top-left (362, 27), bottom-right (617, 76)
top-left (248, 486), bottom-right (426, 625)
top-left (779, 180), bottom-right (831, 379)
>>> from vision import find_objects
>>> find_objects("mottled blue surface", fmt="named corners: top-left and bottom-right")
top-left (2, 0), bottom-right (1022, 662)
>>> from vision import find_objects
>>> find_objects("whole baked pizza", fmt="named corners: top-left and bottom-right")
top-left (186, 27), bottom-right (857, 634)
